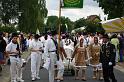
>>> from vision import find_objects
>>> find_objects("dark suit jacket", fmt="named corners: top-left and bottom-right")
top-left (100, 42), bottom-right (116, 68)
top-left (0, 39), bottom-right (6, 53)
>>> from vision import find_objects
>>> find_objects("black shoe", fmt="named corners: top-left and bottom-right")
top-left (112, 79), bottom-right (117, 82)
top-left (40, 66), bottom-right (43, 69)
top-left (0, 65), bottom-right (2, 72)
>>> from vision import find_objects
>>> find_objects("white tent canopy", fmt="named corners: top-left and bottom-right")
top-left (101, 17), bottom-right (124, 33)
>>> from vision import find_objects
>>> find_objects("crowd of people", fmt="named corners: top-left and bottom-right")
top-left (0, 31), bottom-right (124, 82)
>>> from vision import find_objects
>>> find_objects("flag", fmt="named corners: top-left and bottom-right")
top-left (61, 0), bottom-right (83, 8)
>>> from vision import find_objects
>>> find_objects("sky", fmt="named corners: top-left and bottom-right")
top-left (46, 0), bottom-right (107, 21)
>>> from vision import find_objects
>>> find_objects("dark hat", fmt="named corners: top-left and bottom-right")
top-left (12, 33), bottom-right (18, 38)
top-left (83, 32), bottom-right (87, 35)
top-left (102, 34), bottom-right (109, 39)
top-left (51, 30), bottom-right (57, 36)
top-left (34, 34), bottom-right (40, 39)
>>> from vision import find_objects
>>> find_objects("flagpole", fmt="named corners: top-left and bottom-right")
top-left (58, 0), bottom-right (61, 59)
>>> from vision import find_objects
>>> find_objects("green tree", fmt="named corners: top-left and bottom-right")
top-left (94, 0), bottom-right (124, 19)
top-left (59, 16), bottom-right (74, 33)
top-left (0, 0), bottom-right (19, 24)
top-left (74, 16), bottom-right (105, 33)
top-left (20, 0), bottom-right (48, 33)
top-left (85, 16), bottom-right (105, 33)
top-left (64, 17), bottom-right (74, 32)
top-left (74, 18), bottom-right (86, 29)
top-left (0, 26), bottom-right (17, 33)
top-left (46, 16), bottom-right (74, 33)
top-left (0, 0), bottom-right (47, 33)
top-left (46, 16), bottom-right (58, 31)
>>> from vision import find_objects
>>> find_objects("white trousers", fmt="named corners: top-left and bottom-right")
top-left (91, 63), bottom-right (102, 71)
top-left (10, 56), bottom-right (22, 81)
top-left (57, 59), bottom-right (64, 78)
top-left (49, 53), bottom-right (57, 82)
top-left (115, 50), bottom-right (119, 62)
top-left (65, 48), bottom-right (73, 58)
top-left (31, 53), bottom-right (41, 78)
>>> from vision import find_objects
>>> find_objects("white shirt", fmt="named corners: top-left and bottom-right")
top-left (40, 36), bottom-right (45, 42)
top-left (44, 38), bottom-right (56, 55)
top-left (89, 37), bottom-right (94, 45)
top-left (6, 42), bottom-right (18, 56)
top-left (99, 38), bottom-right (103, 45)
top-left (48, 35), bottom-right (51, 39)
top-left (40, 36), bottom-right (46, 48)
top-left (27, 39), bottom-right (33, 47)
top-left (83, 37), bottom-right (90, 46)
top-left (29, 39), bottom-right (43, 55)
top-left (63, 39), bottom-right (74, 51)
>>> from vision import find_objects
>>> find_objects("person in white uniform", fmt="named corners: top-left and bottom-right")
top-left (40, 34), bottom-right (47, 61)
top-left (6, 33), bottom-right (24, 82)
top-left (27, 34), bottom-right (33, 48)
top-left (29, 34), bottom-right (43, 81)
top-left (44, 31), bottom-right (58, 82)
top-left (56, 36), bottom-right (67, 81)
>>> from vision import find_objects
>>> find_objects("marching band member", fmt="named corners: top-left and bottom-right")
top-left (64, 34), bottom-right (74, 59)
top-left (44, 31), bottom-right (58, 82)
top-left (27, 34), bottom-right (33, 48)
top-left (6, 33), bottom-right (24, 82)
top-left (100, 34), bottom-right (117, 82)
top-left (56, 36), bottom-right (67, 81)
top-left (72, 38), bottom-right (87, 81)
top-left (89, 37), bottom-right (103, 80)
top-left (29, 34), bottom-right (43, 81)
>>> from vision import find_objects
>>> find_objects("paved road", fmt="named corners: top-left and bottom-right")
top-left (22, 62), bottom-right (124, 82)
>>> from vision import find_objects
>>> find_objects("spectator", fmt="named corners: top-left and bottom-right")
top-left (0, 32), bottom-right (7, 74)
top-left (111, 34), bottom-right (120, 62)
top-left (118, 33), bottom-right (124, 62)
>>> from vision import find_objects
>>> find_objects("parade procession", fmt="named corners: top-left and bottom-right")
top-left (0, 0), bottom-right (124, 82)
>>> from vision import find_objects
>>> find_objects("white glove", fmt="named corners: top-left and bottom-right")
top-left (109, 62), bottom-right (112, 66)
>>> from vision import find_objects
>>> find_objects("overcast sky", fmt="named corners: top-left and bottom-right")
top-left (46, 0), bottom-right (107, 21)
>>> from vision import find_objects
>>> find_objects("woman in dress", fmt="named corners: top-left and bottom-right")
top-left (72, 38), bottom-right (87, 81)
top-left (89, 37), bottom-right (103, 80)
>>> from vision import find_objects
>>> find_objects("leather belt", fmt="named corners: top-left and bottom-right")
top-left (48, 50), bottom-right (56, 52)
top-left (10, 55), bottom-right (20, 58)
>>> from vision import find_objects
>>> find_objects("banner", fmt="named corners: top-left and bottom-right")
top-left (62, 0), bottom-right (83, 8)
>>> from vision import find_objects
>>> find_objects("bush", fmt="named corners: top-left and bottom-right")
top-left (0, 26), bottom-right (17, 33)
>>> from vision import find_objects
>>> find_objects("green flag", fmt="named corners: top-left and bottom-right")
top-left (62, 0), bottom-right (83, 8)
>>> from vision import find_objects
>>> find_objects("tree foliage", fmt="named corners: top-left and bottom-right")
top-left (0, 0), bottom-right (48, 33)
top-left (74, 15), bottom-right (105, 33)
top-left (0, 25), bottom-right (17, 33)
top-left (74, 18), bottom-right (86, 29)
top-left (19, 0), bottom-right (48, 33)
top-left (0, 0), bottom-right (19, 24)
top-left (94, 0), bottom-right (124, 19)
top-left (46, 16), bottom-right (74, 33)
top-left (46, 16), bottom-right (58, 31)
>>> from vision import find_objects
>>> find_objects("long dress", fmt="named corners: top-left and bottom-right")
top-left (75, 45), bottom-right (87, 66)
top-left (90, 43), bottom-right (101, 65)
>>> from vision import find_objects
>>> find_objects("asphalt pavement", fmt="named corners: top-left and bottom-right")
top-left (22, 61), bottom-right (124, 82)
